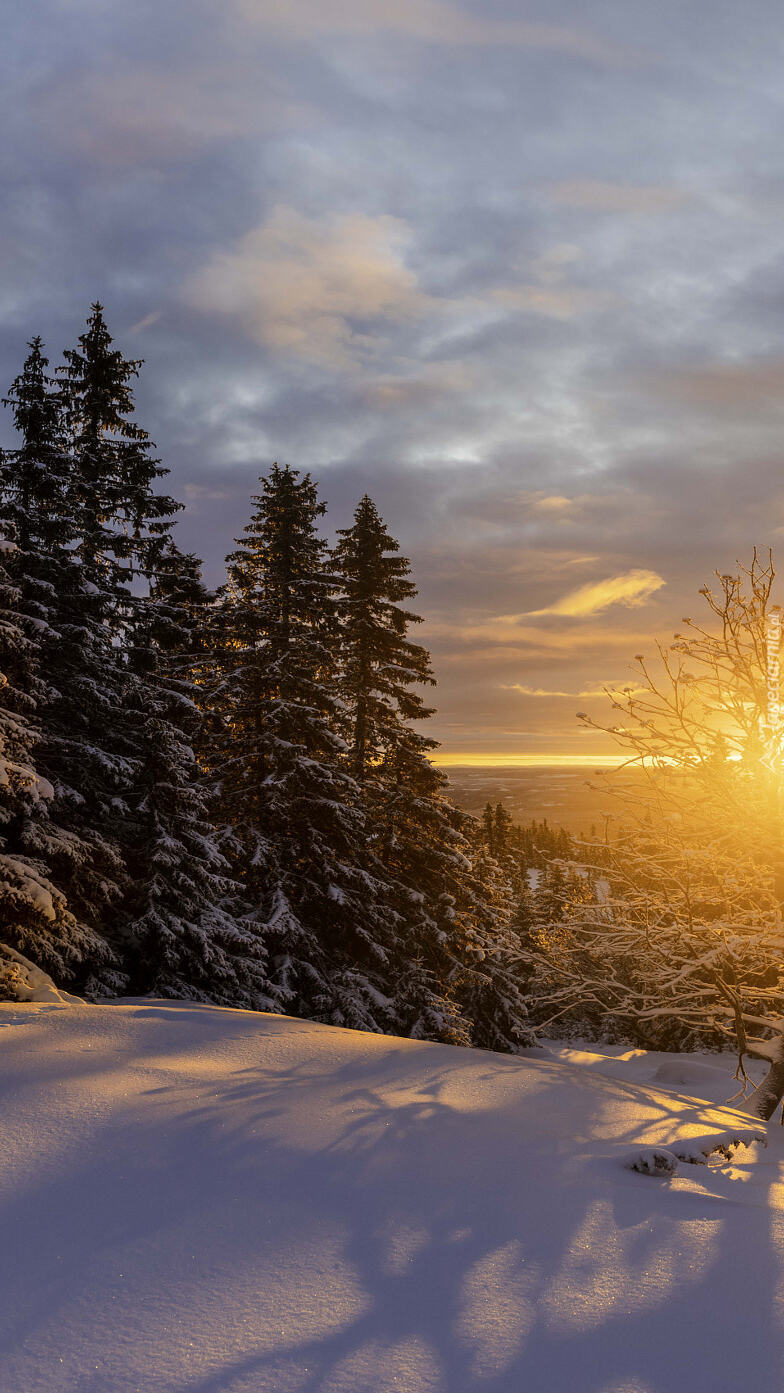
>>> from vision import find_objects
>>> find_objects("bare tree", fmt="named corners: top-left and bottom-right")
top-left (518, 551), bottom-right (784, 1120)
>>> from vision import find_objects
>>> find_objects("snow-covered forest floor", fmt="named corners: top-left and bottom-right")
top-left (2, 1002), bottom-right (783, 1393)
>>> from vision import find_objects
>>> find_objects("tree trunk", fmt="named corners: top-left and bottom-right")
top-left (745, 1035), bottom-right (784, 1120)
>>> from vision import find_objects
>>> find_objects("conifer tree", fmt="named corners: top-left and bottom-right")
top-left (511, 874), bottom-right (537, 937)
top-left (2, 311), bottom-right (183, 993)
top-left (332, 494), bottom-right (437, 779)
top-left (203, 466), bottom-right (393, 1028)
top-left (2, 338), bottom-right (71, 552)
top-left (57, 302), bottom-right (178, 589)
top-left (536, 862), bottom-right (569, 922)
top-left (0, 541), bottom-right (106, 989)
top-left (119, 545), bottom-right (270, 1004)
top-left (333, 495), bottom-right (531, 1051)
top-left (0, 340), bottom-right (119, 988)
top-left (493, 802), bottom-right (513, 854)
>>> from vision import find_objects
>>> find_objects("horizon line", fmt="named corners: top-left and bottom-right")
top-left (431, 753), bottom-right (632, 768)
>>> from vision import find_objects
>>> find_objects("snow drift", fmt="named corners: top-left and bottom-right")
top-left (0, 942), bottom-right (83, 1004)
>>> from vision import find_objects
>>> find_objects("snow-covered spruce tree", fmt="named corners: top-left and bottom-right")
top-left (57, 303), bottom-right (179, 587)
top-left (0, 541), bottom-right (104, 992)
top-left (0, 339), bottom-right (117, 989)
top-left (117, 543), bottom-right (270, 1005)
top-left (2, 307), bottom-right (184, 993)
top-left (41, 304), bottom-right (184, 991)
top-left (203, 466), bottom-right (395, 1030)
top-left (332, 494), bottom-right (531, 1051)
top-left (1, 338), bottom-right (72, 555)
top-left (513, 551), bottom-right (784, 1113)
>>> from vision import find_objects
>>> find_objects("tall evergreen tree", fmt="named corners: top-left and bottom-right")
top-left (2, 338), bottom-right (71, 553)
top-left (0, 540), bottom-right (106, 988)
top-left (332, 494), bottom-right (436, 779)
top-left (118, 545), bottom-right (270, 1004)
top-left (203, 466), bottom-right (393, 1028)
top-left (333, 495), bottom-right (531, 1051)
top-left (0, 342), bottom-right (114, 986)
top-left (1, 311), bottom-right (182, 993)
top-left (57, 302), bottom-right (179, 589)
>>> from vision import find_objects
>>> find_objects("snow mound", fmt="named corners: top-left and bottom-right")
top-left (650, 1059), bottom-right (736, 1090)
top-left (0, 943), bottom-right (82, 1004)
top-left (627, 1127), bottom-right (765, 1176)
top-left (626, 1146), bottom-right (682, 1177)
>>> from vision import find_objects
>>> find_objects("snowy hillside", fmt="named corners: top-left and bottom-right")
top-left (1, 1002), bottom-right (783, 1393)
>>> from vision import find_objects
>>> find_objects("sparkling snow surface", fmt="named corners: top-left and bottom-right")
top-left (1, 1003), bottom-right (783, 1393)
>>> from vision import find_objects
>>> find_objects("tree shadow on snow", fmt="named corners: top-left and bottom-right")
top-left (2, 1032), bottom-right (783, 1393)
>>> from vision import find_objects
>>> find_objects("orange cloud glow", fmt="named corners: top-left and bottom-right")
top-left (528, 569), bottom-right (665, 618)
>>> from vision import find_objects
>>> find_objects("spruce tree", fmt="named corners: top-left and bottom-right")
top-left (2, 338), bottom-right (71, 553)
top-left (333, 495), bottom-right (531, 1051)
top-left (57, 302), bottom-right (178, 588)
top-left (2, 310), bottom-right (182, 993)
top-left (481, 802), bottom-right (496, 851)
top-left (536, 862), bottom-right (569, 922)
top-left (332, 494), bottom-right (437, 779)
top-left (0, 342), bottom-right (114, 985)
top-left (0, 541), bottom-right (105, 989)
top-left (119, 544), bottom-right (270, 1005)
top-left (203, 466), bottom-right (393, 1029)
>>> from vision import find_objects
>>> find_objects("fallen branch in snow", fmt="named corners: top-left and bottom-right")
top-left (626, 1127), bottom-right (766, 1177)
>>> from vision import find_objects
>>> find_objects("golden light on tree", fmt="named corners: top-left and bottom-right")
top-left (515, 549), bottom-right (784, 1120)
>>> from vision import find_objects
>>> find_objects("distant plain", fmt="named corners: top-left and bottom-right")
top-left (444, 765), bottom-right (652, 835)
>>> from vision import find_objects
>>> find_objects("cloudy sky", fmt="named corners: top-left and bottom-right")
top-left (3, 1), bottom-right (784, 760)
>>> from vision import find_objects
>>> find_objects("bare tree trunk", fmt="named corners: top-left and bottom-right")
top-left (745, 1036), bottom-right (784, 1120)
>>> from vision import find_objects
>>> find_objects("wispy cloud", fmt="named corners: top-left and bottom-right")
top-left (503, 684), bottom-right (575, 697)
top-left (548, 179), bottom-right (690, 214)
top-left (648, 359), bottom-right (784, 413)
top-left (235, 0), bottom-right (633, 63)
top-left (533, 496), bottom-right (573, 513)
top-left (129, 310), bottom-right (161, 335)
top-left (504, 681), bottom-right (649, 698)
top-left (528, 569), bottom-right (666, 618)
top-left (488, 284), bottom-right (612, 319)
top-left (38, 64), bottom-right (312, 165)
top-left (361, 361), bottom-right (476, 408)
top-left (185, 206), bottom-right (427, 368)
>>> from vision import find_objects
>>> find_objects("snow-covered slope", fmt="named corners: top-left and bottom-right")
top-left (1, 1002), bottom-right (783, 1393)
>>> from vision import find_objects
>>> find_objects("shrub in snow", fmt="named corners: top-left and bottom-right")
top-left (627, 1128), bottom-right (765, 1176)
